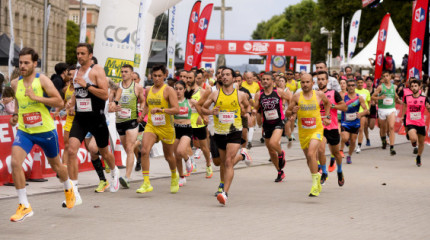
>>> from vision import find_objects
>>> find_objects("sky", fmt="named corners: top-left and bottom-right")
top-left (83, 0), bottom-right (301, 69)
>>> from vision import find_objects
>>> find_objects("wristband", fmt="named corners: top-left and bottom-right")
top-left (114, 101), bottom-right (119, 105)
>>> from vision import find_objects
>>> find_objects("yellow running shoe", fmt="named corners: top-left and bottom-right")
top-left (64, 184), bottom-right (76, 209)
top-left (104, 160), bottom-right (110, 173)
top-left (95, 180), bottom-right (110, 193)
top-left (206, 166), bottom-right (213, 178)
top-left (309, 174), bottom-right (322, 197)
top-left (170, 175), bottom-right (179, 193)
top-left (10, 204), bottom-right (33, 222)
top-left (136, 182), bottom-right (153, 193)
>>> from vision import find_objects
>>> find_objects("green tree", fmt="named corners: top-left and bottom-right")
top-left (65, 20), bottom-right (80, 65)
top-left (152, 13), bottom-right (168, 40)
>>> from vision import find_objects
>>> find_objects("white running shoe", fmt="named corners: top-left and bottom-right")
top-left (241, 148), bottom-right (252, 167)
top-left (355, 146), bottom-right (361, 154)
top-left (185, 158), bottom-right (193, 173)
top-left (217, 192), bottom-right (228, 205)
top-left (178, 177), bottom-right (186, 187)
top-left (191, 158), bottom-right (197, 172)
top-left (193, 148), bottom-right (202, 159)
top-left (110, 167), bottom-right (120, 192)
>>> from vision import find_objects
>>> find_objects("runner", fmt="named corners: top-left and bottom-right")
top-left (364, 77), bottom-right (377, 146)
top-left (316, 71), bottom-right (347, 186)
top-left (235, 74), bottom-right (253, 150)
top-left (111, 64), bottom-right (145, 188)
top-left (67, 43), bottom-right (120, 204)
top-left (136, 64), bottom-right (180, 194)
top-left (314, 61), bottom-right (341, 92)
top-left (202, 67), bottom-right (250, 205)
top-left (276, 76), bottom-right (294, 145)
top-left (9, 47), bottom-right (75, 222)
top-left (242, 71), bottom-right (261, 149)
top-left (354, 77), bottom-right (371, 153)
top-left (131, 71), bottom-right (145, 172)
top-left (371, 71), bottom-right (402, 155)
top-left (284, 70), bottom-right (297, 141)
top-left (338, 78), bottom-right (347, 157)
top-left (402, 79), bottom-right (430, 166)
top-left (285, 73), bottom-right (331, 197)
top-left (341, 80), bottom-right (369, 164)
top-left (254, 72), bottom-right (291, 182)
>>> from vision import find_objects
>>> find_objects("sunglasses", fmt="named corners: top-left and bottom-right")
top-left (347, 85), bottom-right (356, 87)
top-left (286, 73), bottom-right (293, 75)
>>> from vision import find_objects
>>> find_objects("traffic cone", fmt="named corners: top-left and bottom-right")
top-left (28, 146), bottom-right (48, 182)
top-left (114, 139), bottom-right (125, 169)
top-left (3, 173), bottom-right (15, 186)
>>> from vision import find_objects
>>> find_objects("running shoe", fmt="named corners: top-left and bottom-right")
top-left (382, 140), bottom-right (387, 149)
top-left (191, 158), bottom-right (197, 173)
top-left (416, 157), bottom-right (422, 167)
top-left (95, 180), bottom-right (110, 193)
top-left (241, 148), bottom-right (252, 166)
top-left (328, 157), bottom-right (336, 172)
top-left (366, 139), bottom-right (371, 146)
top-left (413, 147), bottom-right (418, 154)
top-left (292, 134), bottom-right (296, 141)
top-left (135, 159), bottom-right (141, 172)
top-left (185, 158), bottom-right (194, 173)
top-left (390, 149), bottom-right (396, 156)
top-left (346, 156), bottom-right (352, 164)
top-left (320, 173), bottom-right (328, 185)
top-left (206, 166), bottom-right (213, 178)
top-left (340, 150), bottom-right (345, 158)
top-left (260, 137), bottom-right (265, 143)
top-left (337, 171), bottom-right (345, 187)
top-left (104, 160), bottom-right (110, 173)
top-left (64, 182), bottom-right (76, 209)
top-left (62, 190), bottom-right (81, 208)
top-left (247, 142), bottom-right (253, 149)
top-left (193, 148), bottom-right (202, 159)
top-left (171, 175), bottom-right (179, 193)
top-left (275, 170), bottom-right (285, 182)
top-left (184, 171), bottom-right (191, 177)
top-left (119, 177), bottom-right (130, 189)
top-left (214, 187), bottom-right (224, 197)
top-left (110, 167), bottom-right (120, 192)
top-left (355, 146), bottom-right (361, 154)
top-left (10, 204), bottom-right (33, 222)
top-left (278, 150), bottom-right (286, 170)
top-left (178, 177), bottom-right (186, 187)
top-left (217, 192), bottom-right (228, 205)
top-left (309, 185), bottom-right (320, 197)
top-left (136, 182), bottom-right (153, 193)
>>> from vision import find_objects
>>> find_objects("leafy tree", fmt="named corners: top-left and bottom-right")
top-left (65, 20), bottom-right (80, 65)
top-left (152, 13), bottom-right (168, 40)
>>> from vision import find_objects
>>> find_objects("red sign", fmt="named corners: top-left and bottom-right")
top-left (184, 1), bottom-right (201, 71)
top-left (374, 13), bottom-right (390, 83)
top-left (192, 3), bottom-right (214, 68)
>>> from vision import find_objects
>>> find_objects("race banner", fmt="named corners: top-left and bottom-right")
top-left (167, 5), bottom-right (177, 78)
top-left (406, 0), bottom-right (429, 79)
top-left (79, 7), bottom-right (87, 43)
top-left (374, 13), bottom-right (390, 83)
top-left (347, 10), bottom-right (361, 63)
top-left (184, 0), bottom-right (201, 71)
top-left (134, 0), bottom-right (152, 76)
top-left (192, 3), bottom-right (214, 68)
top-left (340, 17), bottom-right (346, 65)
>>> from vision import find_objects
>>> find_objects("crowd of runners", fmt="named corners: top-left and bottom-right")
top-left (6, 43), bottom-right (430, 222)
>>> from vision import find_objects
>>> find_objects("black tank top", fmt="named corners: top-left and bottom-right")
top-left (259, 88), bottom-right (284, 126)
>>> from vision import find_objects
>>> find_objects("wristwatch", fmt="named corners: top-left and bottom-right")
top-left (86, 83), bottom-right (91, 89)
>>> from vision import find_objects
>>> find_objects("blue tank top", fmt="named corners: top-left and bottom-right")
top-left (341, 93), bottom-right (360, 128)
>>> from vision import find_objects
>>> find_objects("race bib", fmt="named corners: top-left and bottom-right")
top-left (177, 107), bottom-right (189, 118)
top-left (219, 112), bottom-right (235, 124)
top-left (151, 114), bottom-right (166, 126)
top-left (191, 106), bottom-right (197, 114)
top-left (410, 112), bottom-right (421, 120)
top-left (383, 97), bottom-right (393, 105)
top-left (23, 112), bottom-right (43, 128)
top-left (301, 117), bottom-right (316, 129)
top-left (251, 93), bottom-right (256, 100)
top-left (76, 98), bottom-right (92, 112)
top-left (345, 113), bottom-right (357, 121)
top-left (118, 108), bottom-right (131, 119)
top-left (264, 109), bottom-right (279, 120)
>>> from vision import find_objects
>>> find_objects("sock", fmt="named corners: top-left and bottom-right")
top-left (358, 143), bottom-right (362, 147)
top-left (219, 181), bottom-right (224, 188)
top-left (381, 136), bottom-right (386, 142)
top-left (417, 155), bottom-right (421, 161)
top-left (321, 165), bottom-right (327, 174)
top-left (248, 127), bottom-right (255, 142)
top-left (63, 178), bottom-right (72, 189)
top-left (91, 157), bottom-right (106, 181)
top-left (330, 154), bottom-right (334, 159)
top-left (412, 142), bottom-right (417, 147)
top-left (390, 145), bottom-right (394, 150)
top-left (17, 188), bottom-right (29, 208)
top-left (171, 169), bottom-right (178, 178)
top-left (337, 163), bottom-right (342, 173)
top-left (142, 171), bottom-right (150, 183)
top-left (311, 173), bottom-right (319, 187)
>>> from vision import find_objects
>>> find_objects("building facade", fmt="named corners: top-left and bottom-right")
top-left (68, 0), bottom-right (99, 44)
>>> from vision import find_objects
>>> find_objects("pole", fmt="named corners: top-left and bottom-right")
top-left (80, 0), bottom-right (83, 26)
top-left (42, 0), bottom-right (47, 73)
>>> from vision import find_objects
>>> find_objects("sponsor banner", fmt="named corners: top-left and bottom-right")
top-left (374, 13), bottom-right (390, 83)
top-left (340, 17), bottom-right (346, 65)
top-left (79, 7), bottom-right (87, 43)
top-left (167, 6), bottom-right (177, 78)
top-left (406, 0), bottom-right (429, 79)
top-left (192, 3), bottom-right (214, 68)
top-left (184, 1), bottom-right (201, 71)
top-left (134, 0), bottom-right (152, 74)
top-left (104, 57), bottom-right (135, 83)
top-left (347, 10), bottom-right (361, 63)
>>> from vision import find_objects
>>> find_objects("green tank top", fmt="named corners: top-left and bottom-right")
top-left (16, 74), bottom-right (55, 134)
top-left (175, 98), bottom-right (192, 119)
top-left (116, 81), bottom-right (138, 123)
top-left (378, 83), bottom-right (395, 109)
top-left (191, 88), bottom-right (205, 128)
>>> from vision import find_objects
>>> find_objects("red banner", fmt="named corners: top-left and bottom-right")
top-left (289, 56), bottom-right (295, 70)
top-left (184, 0), bottom-right (201, 71)
top-left (192, 3), bottom-right (214, 68)
top-left (406, 0), bottom-right (429, 80)
top-left (374, 13), bottom-right (390, 84)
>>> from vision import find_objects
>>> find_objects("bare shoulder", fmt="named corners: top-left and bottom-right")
top-left (10, 78), bottom-right (19, 90)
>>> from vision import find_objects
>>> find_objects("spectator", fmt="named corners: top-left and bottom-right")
top-left (0, 86), bottom-right (15, 115)
top-left (51, 62), bottom-right (68, 98)
top-left (144, 73), bottom-right (154, 87)
top-left (383, 52), bottom-right (395, 73)
top-left (401, 54), bottom-right (408, 77)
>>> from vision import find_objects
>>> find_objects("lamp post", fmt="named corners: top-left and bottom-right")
top-left (321, 27), bottom-right (335, 74)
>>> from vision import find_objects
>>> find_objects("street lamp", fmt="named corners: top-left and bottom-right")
top-left (321, 27), bottom-right (335, 73)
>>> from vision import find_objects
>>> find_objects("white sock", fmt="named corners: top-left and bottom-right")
top-left (111, 166), bottom-right (118, 177)
top-left (248, 127), bottom-right (255, 142)
top-left (63, 178), bottom-right (72, 190)
top-left (17, 188), bottom-right (29, 208)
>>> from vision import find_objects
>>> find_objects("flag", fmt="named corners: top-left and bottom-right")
top-left (192, 3), bottom-right (214, 68)
top-left (134, 0), bottom-right (152, 75)
top-left (340, 17), bottom-right (346, 65)
top-left (406, 0), bottom-right (429, 79)
top-left (184, 1), bottom-right (201, 71)
top-left (79, 7), bottom-right (87, 43)
top-left (374, 13), bottom-right (390, 83)
top-left (289, 56), bottom-right (295, 70)
top-left (167, 6), bottom-right (177, 78)
top-left (347, 10), bottom-right (361, 63)
top-left (8, 0), bottom-right (14, 80)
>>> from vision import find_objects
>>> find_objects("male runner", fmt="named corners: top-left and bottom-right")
top-left (316, 71), bottom-right (347, 185)
top-left (242, 71), bottom-right (261, 149)
top-left (354, 77), bottom-right (371, 153)
top-left (202, 67), bottom-right (250, 205)
top-left (254, 72), bottom-right (290, 182)
top-left (9, 47), bottom-right (75, 222)
top-left (111, 64), bottom-right (145, 188)
top-left (235, 74), bottom-right (253, 150)
top-left (286, 73), bottom-right (331, 197)
top-left (402, 80), bottom-right (430, 166)
top-left (136, 64), bottom-right (180, 193)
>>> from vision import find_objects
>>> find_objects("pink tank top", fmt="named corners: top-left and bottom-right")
top-left (405, 95), bottom-right (427, 127)
top-left (320, 90), bottom-right (339, 130)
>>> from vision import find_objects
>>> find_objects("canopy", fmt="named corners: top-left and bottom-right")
top-left (348, 17), bottom-right (409, 69)
top-left (0, 33), bottom-right (20, 66)
top-left (147, 48), bottom-right (184, 69)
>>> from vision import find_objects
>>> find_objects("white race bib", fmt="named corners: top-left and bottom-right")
top-left (76, 98), bottom-right (92, 112)
top-left (383, 97), bottom-right (393, 105)
top-left (410, 112), bottom-right (421, 120)
top-left (151, 114), bottom-right (166, 126)
top-left (118, 108), bottom-right (131, 119)
top-left (345, 113), bottom-right (357, 121)
top-left (219, 112), bottom-right (235, 124)
top-left (264, 109), bottom-right (279, 120)
top-left (23, 112), bottom-right (43, 128)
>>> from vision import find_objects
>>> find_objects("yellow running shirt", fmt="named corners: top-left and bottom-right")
top-left (241, 81), bottom-right (260, 100)
top-left (297, 90), bottom-right (323, 149)
top-left (355, 88), bottom-right (370, 113)
top-left (285, 80), bottom-right (298, 93)
top-left (146, 84), bottom-right (173, 128)
top-left (214, 88), bottom-right (242, 135)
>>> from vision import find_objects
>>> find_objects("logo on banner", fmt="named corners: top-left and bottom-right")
top-left (228, 42), bottom-right (236, 52)
top-left (376, 54), bottom-right (383, 66)
top-left (168, 46), bottom-right (175, 55)
top-left (350, 36), bottom-right (356, 43)
top-left (412, 38), bottom-right (422, 52)
top-left (189, 33), bottom-right (196, 45)
top-left (199, 18), bottom-right (209, 30)
top-left (187, 55), bottom-right (193, 66)
top-left (415, 7), bottom-right (425, 23)
top-left (195, 42), bottom-right (204, 54)
top-left (103, 25), bottom-right (137, 47)
top-left (272, 56), bottom-right (286, 68)
top-left (379, 29), bottom-right (387, 42)
top-left (243, 42), bottom-right (252, 51)
top-left (352, 20), bottom-right (359, 28)
top-left (276, 44), bottom-right (284, 53)
top-left (349, 52), bottom-right (354, 58)
top-left (409, 67), bottom-right (420, 78)
top-left (243, 42), bottom-right (269, 54)
top-left (191, 11), bottom-right (198, 23)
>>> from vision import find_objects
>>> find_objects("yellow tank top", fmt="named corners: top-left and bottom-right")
top-left (214, 88), bottom-right (242, 134)
top-left (191, 88), bottom-right (205, 128)
top-left (241, 81), bottom-right (260, 99)
top-left (16, 74), bottom-right (55, 134)
top-left (146, 84), bottom-right (173, 128)
top-left (285, 80), bottom-right (297, 93)
top-left (297, 90), bottom-right (323, 134)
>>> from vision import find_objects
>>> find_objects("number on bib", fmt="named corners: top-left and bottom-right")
top-left (118, 108), bottom-right (131, 119)
top-left (345, 113), bottom-right (357, 121)
top-left (301, 117), bottom-right (316, 129)
top-left (151, 114), bottom-right (166, 126)
top-left (22, 112), bottom-right (43, 128)
top-left (76, 98), bottom-right (92, 112)
top-left (410, 112), bottom-right (421, 120)
top-left (219, 112), bottom-right (235, 124)
top-left (383, 97), bottom-right (393, 106)
top-left (264, 109), bottom-right (279, 120)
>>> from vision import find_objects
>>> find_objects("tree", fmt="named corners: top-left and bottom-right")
top-left (65, 20), bottom-right (80, 65)
top-left (152, 13), bottom-right (168, 40)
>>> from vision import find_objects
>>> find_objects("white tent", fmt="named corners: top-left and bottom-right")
top-left (348, 17), bottom-right (409, 69)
